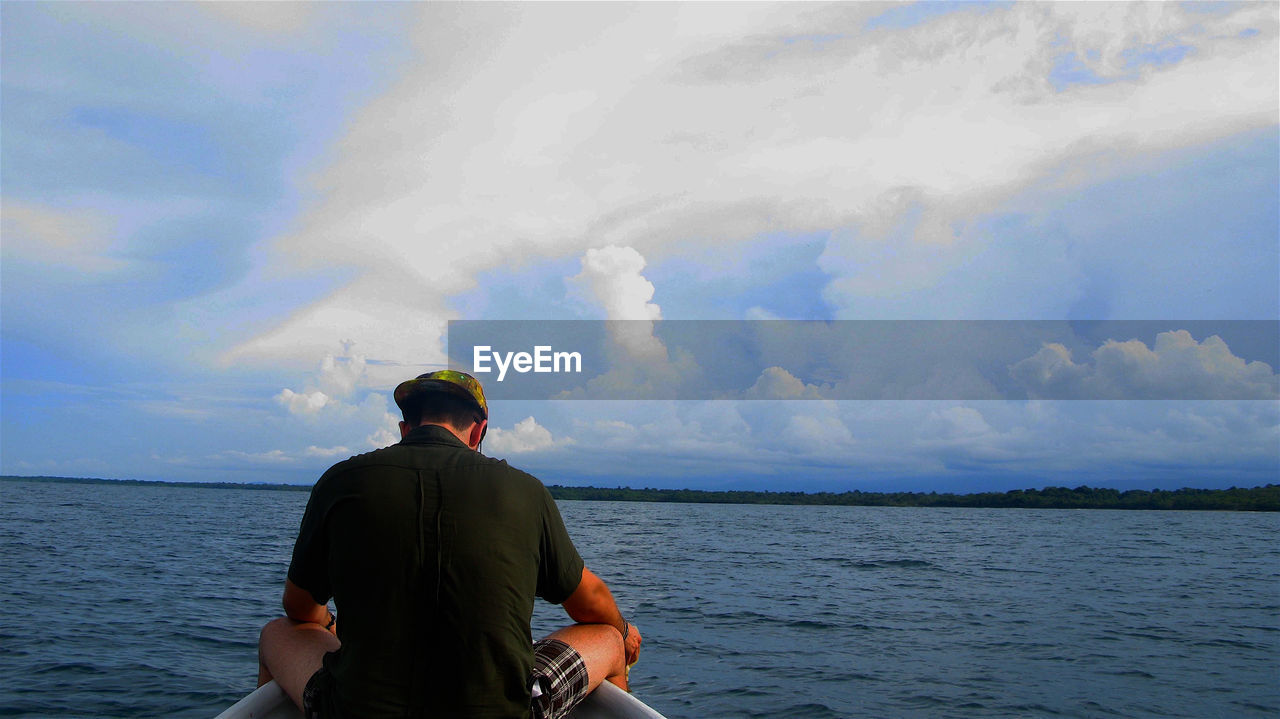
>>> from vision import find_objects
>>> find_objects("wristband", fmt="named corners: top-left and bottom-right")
top-left (620, 614), bottom-right (629, 641)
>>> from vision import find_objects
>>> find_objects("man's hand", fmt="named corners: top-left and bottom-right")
top-left (623, 621), bottom-right (642, 667)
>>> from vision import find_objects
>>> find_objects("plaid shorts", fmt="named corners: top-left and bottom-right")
top-left (300, 640), bottom-right (589, 719)
top-left (301, 666), bottom-right (328, 719)
top-left (530, 638), bottom-right (591, 719)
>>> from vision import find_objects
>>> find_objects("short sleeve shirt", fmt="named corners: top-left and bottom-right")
top-left (288, 425), bottom-right (584, 718)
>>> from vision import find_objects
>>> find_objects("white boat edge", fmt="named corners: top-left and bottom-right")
top-left (213, 680), bottom-right (292, 719)
top-left (214, 679), bottom-right (669, 719)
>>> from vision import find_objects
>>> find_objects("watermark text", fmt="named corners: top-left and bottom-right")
top-left (473, 345), bottom-right (582, 382)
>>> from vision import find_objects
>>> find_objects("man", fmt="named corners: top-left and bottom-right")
top-left (258, 370), bottom-right (641, 718)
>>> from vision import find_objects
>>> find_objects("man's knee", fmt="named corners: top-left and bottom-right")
top-left (260, 616), bottom-right (295, 646)
top-left (256, 616), bottom-right (339, 707)
top-left (546, 623), bottom-right (625, 684)
top-left (587, 622), bottom-right (625, 669)
top-left (259, 617), bottom-right (322, 667)
top-left (602, 623), bottom-right (625, 662)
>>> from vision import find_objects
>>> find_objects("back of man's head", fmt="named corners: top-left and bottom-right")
top-left (393, 370), bottom-right (489, 432)
top-left (401, 392), bottom-right (484, 430)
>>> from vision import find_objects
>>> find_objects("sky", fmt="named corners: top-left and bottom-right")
top-left (2, 1), bottom-right (1277, 493)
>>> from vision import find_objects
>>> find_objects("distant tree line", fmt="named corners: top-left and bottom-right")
top-left (4, 476), bottom-right (1277, 511)
top-left (545, 484), bottom-right (1280, 511)
top-left (2, 475), bottom-right (311, 493)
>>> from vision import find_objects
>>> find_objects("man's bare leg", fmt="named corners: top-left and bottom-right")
top-left (258, 617), bottom-right (341, 709)
top-left (544, 622), bottom-right (628, 692)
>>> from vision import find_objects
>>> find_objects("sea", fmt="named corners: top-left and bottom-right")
top-left (1, 478), bottom-right (1277, 718)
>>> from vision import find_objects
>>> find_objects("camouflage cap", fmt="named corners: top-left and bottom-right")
top-left (393, 370), bottom-right (488, 420)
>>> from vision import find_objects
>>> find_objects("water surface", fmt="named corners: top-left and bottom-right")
top-left (2, 479), bottom-right (1276, 717)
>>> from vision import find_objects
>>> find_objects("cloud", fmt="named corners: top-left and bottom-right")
top-left (783, 411), bottom-right (854, 449)
top-left (556, 246), bottom-right (705, 400)
top-left (924, 406), bottom-right (994, 440)
top-left (218, 445), bottom-right (353, 466)
top-left (318, 340), bottom-right (368, 397)
top-left (222, 276), bottom-right (451, 373)
top-left (514, 396), bottom-right (1278, 487)
top-left (274, 342), bottom-right (377, 417)
top-left (568, 246), bottom-right (662, 322)
top-left (276, 388), bottom-right (330, 415)
top-left (223, 449), bottom-right (295, 464)
top-left (1010, 330), bottom-right (1278, 399)
top-left (304, 445), bottom-right (352, 458)
top-left (744, 366), bottom-right (826, 400)
top-left (1008, 344), bottom-right (1090, 397)
top-left (486, 416), bottom-right (568, 455)
top-left (213, 1), bottom-right (1274, 367)
top-left (365, 412), bottom-right (401, 449)
top-left (270, 342), bottom-right (402, 452)
top-left (744, 305), bottom-right (784, 320)
top-left (568, 245), bottom-right (667, 365)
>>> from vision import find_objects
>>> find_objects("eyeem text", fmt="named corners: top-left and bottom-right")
top-left (473, 345), bottom-right (582, 382)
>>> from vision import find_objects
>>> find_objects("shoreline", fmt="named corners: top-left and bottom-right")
top-left (4, 475), bottom-right (1277, 511)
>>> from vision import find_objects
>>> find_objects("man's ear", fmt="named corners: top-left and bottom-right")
top-left (468, 419), bottom-right (487, 450)
top-left (399, 420), bottom-right (411, 439)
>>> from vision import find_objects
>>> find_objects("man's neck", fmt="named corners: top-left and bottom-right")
top-left (417, 421), bottom-right (475, 449)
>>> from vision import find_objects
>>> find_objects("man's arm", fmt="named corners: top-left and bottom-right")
top-left (283, 578), bottom-right (336, 635)
top-left (561, 567), bottom-right (641, 665)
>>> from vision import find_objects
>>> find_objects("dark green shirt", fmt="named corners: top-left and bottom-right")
top-left (288, 424), bottom-right (584, 718)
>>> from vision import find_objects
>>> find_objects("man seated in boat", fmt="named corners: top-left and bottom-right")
top-left (257, 370), bottom-right (642, 718)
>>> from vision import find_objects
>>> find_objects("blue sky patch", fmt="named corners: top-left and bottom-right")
top-left (72, 106), bottom-right (228, 179)
top-left (1048, 52), bottom-right (1108, 90)
top-left (864, 1), bottom-right (1010, 30)
top-left (647, 233), bottom-right (834, 320)
top-left (1122, 42), bottom-right (1194, 70)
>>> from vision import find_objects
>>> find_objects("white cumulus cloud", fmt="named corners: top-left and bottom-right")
top-left (1010, 330), bottom-right (1278, 399)
top-left (744, 366), bottom-right (826, 400)
top-left (276, 388), bottom-right (330, 415)
top-left (274, 341), bottom-right (384, 418)
top-left (318, 341), bottom-right (368, 398)
top-left (487, 416), bottom-right (568, 455)
top-left (558, 246), bottom-right (705, 399)
top-left (365, 409), bottom-right (402, 449)
top-left (569, 245), bottom-right (662, 322)
top-left (783, 412), bottom-right (854, 449)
